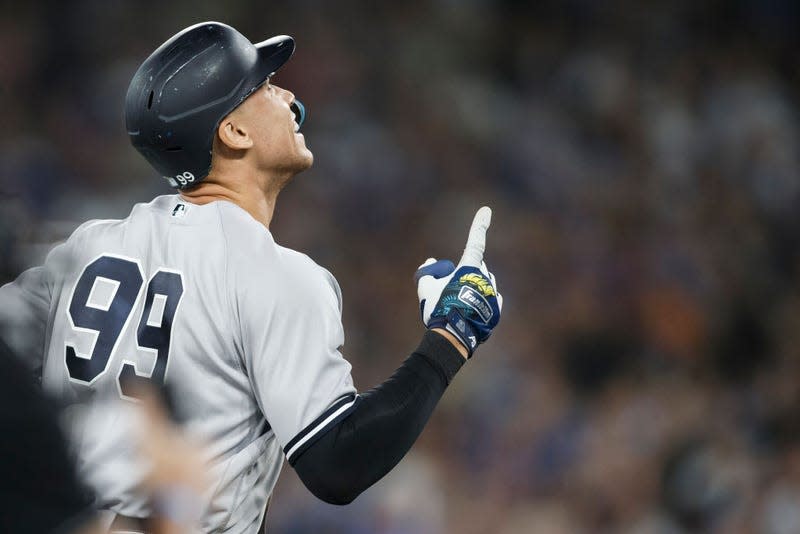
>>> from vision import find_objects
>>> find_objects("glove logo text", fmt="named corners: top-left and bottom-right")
top-left (458, 286), bottom-right (493, 323)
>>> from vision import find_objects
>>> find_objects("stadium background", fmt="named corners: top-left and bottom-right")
top-left (3, 1), bottom-right (800, 532)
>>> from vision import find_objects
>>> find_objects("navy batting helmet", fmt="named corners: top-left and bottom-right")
top-left (125, 22), bottom-right (296, 189)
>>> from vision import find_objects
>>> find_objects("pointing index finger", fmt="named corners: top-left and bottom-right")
top-left (460, 206), bottom-right (492, 266)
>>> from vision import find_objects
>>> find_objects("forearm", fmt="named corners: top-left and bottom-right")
top-left (292, 330), bottom-right (465, 504)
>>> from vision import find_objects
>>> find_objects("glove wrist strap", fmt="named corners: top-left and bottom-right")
top-left (429, 309), bottom-right (478, 357)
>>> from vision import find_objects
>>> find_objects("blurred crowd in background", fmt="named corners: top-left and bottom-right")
top-left (3, 0), bottom-right (800, 532)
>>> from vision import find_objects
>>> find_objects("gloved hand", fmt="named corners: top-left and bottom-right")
top-left (414, 207), bottom-right (503, 357)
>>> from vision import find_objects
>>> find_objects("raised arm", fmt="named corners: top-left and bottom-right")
top-left (292, 207), bottom-right (503, 504)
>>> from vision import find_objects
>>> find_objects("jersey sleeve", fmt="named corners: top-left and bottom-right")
top-left (235, 251), bottom-right (358, 464)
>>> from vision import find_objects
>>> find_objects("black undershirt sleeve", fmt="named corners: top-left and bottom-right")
top-left (291, 330), bottom-right (465, 505)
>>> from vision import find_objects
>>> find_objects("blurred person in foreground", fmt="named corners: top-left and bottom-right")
top-left (0, 21), bottom-right (502, 533)
top-left (0, 338), bottom-right (206, 534)
top-left (0, 338), bottom-right (96, 534)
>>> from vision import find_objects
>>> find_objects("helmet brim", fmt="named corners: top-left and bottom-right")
top-left (231, 35), bottom-right (295, 114)
top-left (253, 34), bottom-right (295, 83)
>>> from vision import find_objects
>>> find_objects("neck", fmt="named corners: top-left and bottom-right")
top-left (180, 165), bottom-right (289, 229)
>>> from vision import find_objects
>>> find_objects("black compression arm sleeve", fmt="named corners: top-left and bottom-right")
top-left (291, 330), bottom-right (465, 505)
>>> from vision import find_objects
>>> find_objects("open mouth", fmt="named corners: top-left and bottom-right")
top-left (290, 100), bottom-right (305, 132)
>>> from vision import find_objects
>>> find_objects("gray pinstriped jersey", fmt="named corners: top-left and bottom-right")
top-left (0, 195), bottom-right (358, 533)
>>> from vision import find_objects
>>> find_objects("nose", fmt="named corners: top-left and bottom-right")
top-left (274, 85), bottom-right (304, 128)
top-left (279, 86), bottom-right (295, 104)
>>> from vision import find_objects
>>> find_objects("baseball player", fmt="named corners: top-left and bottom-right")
top-left (0, 22), bottom-right (503, 533)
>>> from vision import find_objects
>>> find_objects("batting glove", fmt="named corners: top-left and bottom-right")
top-left (414, 207), bottom-right (503, 357)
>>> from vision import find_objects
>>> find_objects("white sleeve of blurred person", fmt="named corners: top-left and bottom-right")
top-left (133, 384), bottom-right (209, 534)
top-left (0, 240), bottom-right (70, 374)
top-left (71, 385), bottom-right (208, 534)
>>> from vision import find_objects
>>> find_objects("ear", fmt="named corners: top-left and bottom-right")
top-left (216, 114), bottom-right (254, 151)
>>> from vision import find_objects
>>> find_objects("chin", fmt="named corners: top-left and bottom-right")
top-left (296, 147), bottom-right (314, 171)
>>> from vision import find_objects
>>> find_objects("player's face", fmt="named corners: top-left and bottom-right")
top-left (239, 79), bottom-right (314, 178)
